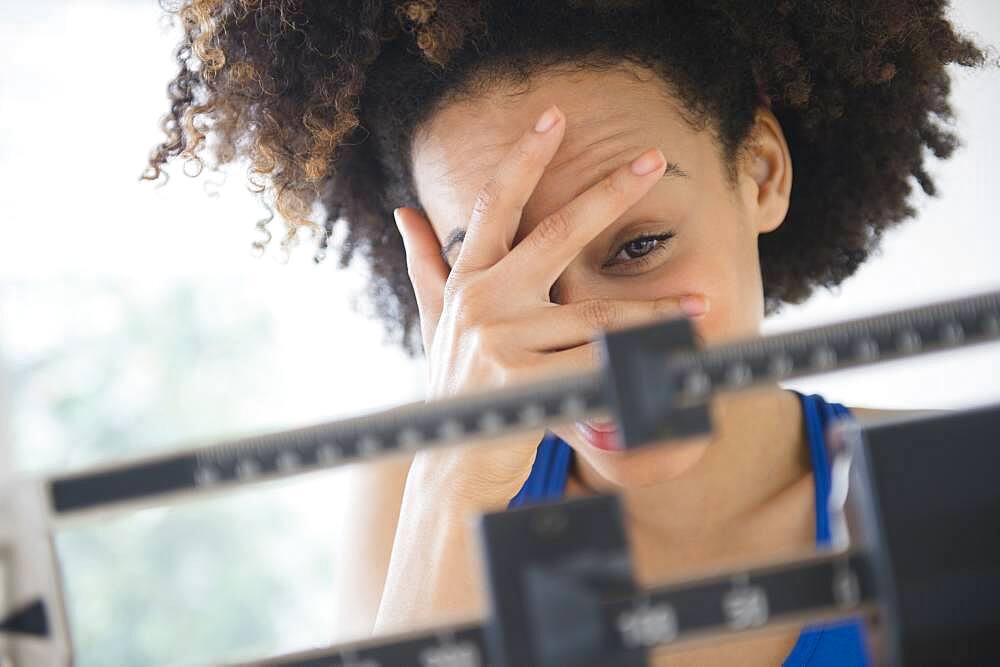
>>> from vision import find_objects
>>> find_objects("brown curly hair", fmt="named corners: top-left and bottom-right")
top-left (143, 0), bottom-right (986, 357)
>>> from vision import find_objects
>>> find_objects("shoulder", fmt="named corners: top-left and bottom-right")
top-left (843, 405), bottom-right (950, 422)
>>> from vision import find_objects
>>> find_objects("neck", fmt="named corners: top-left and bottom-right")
top-left (572, 385), bottom-right (809, 543)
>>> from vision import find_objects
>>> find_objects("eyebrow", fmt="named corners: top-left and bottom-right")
top-left (438, 161), bottom-right (688, 266)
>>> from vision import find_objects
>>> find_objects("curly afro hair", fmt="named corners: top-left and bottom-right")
top-left (143, 0), bottom-right (986, 357)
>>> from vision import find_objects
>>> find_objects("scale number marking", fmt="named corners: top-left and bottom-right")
top-left (617, 602), bottom-right (679, 649)
top-left (419, 640), bottom-right (481, 667)
top-left (722, 584), bottom-right (769, 630)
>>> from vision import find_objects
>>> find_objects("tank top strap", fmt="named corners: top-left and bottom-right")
top-left (789, 389), bottom-right (855, 546)
top-left (508, 430), bottom-right (573, 507)
top-left (784, 391), bottom-right (870, 666)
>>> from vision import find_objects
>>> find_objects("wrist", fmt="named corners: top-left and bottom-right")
top-left (404, 449), bottom-right (522, 514)
top-left (376, 453), bottom-right (499, 633)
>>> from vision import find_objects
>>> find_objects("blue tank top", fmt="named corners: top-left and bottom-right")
top-left (508, 390), bottom-right (870, 666)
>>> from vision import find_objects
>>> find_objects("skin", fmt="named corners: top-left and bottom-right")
top-left (407, 61), bottom-right (794, 490)
top-left (355, 61), bottom-right (912, 664)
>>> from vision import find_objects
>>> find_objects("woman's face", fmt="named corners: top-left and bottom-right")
top-left (409, 62), bottom-right (791, 486)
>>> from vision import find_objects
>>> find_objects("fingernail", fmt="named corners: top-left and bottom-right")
top-left (630, 148), bottom-right (665, 176)
top-left (680, 294), bottom-right (709, 317)
top-left (534, 105), bottom-right (560, 133)
top-left (393, 207), bottom-right (405, 231)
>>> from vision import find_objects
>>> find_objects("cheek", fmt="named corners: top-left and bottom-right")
top-left (662, 215), bottom-right (763, 345)
top-left (633, 245), bottom-right (745, 347)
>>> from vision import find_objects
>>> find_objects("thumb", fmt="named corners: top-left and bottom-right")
top-left (395, 207), bottom-right (448, 352)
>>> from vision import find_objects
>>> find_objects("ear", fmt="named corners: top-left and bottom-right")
top-left (737, 109), bottom-right (792, 235)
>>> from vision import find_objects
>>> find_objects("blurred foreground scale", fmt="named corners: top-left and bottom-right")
top-left (0, 600), bottom-right (47, 637)
top-left (478, 402), bottom-right (1000, 666)
top-left (233, 403), bottom-right (1000, 667)
top-left (1, 287), bottom-right (999, 666)
top-left (42, 287), bottom-right (1000, 519)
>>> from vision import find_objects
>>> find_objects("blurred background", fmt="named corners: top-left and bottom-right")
top-left (0, 1), bottom-right (997, 665)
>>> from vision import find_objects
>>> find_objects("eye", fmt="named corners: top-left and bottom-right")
top-left (604, 231), bottom-right (675, 271)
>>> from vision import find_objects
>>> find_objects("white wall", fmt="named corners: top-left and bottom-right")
top-left (762, 0), bottom-right (1000, 409)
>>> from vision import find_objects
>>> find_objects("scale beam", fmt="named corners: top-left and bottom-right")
top-left (41, 288), bottom-right (1000, 521)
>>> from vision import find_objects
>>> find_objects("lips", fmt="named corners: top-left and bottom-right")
top-left (574, 420), bottom-right (624, 452)
top-left (584, 419), bottom-right (617, 433)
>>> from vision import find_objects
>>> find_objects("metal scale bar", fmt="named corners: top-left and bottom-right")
top-left (669, 289), bottom-right (1000, 407)
top-left (45, 288), bottom-right (1000, 520)
top-left (47, 371), bottom-right (605, 519)
top-left (247, 621), bottom-right (488, 667)
top-left (232, 549), bottom-right (875, 667)
top-left (231, 399), bottom-right (1000, 667)
top-left (599, 549), bottom-right (877, 658)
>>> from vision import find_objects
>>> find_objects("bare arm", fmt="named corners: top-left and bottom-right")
top-left (329, 453), bottom-right (413, 642)
top-left (849, 405), bottom-right (950, 422)
top-left (372, 448), bottom-right (523, 635)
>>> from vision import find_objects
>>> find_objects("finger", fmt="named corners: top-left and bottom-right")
top-left (489, 295), bottom-right (705, 352)
top-left (395, 206), bottom-right (449, 351)
top-left (502, 147), bottom-right (667, 292)
top-left (451, 104), bottom-right (566, 274)
top-left (543, 341), bottom-right (605, 371)
top-left (507, 342), bottom-right (606, 386)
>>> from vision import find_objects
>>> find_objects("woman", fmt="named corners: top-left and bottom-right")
top-left (145, 1), bottom-right (985, 664)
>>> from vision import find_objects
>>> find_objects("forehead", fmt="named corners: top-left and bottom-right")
top-left (409, 63), bottom-right (703, 242)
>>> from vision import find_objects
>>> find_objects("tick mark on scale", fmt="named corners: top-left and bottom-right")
top-left (317, 443), bottom-right (340, 464)
top-left (236, 459), bottom-right (260, 479)
top-left (478, 411), bottom-right (504, 434)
